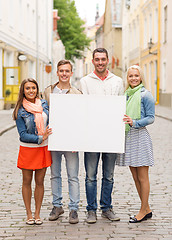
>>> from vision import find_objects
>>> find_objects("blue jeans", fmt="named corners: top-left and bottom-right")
top-left (51, 151), bottom-right (80, 211)
top-left (84, 152), bottom-right (117, 212)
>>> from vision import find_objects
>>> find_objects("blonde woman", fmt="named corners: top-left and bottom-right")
top-left (117, 65), bottom-right (155, 223)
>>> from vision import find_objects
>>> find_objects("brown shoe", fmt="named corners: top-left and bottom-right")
top-left (69, 210), bottom-right (79, 224)
top-left (49, 206), bottom-right (64, 221)
top-left (86, 211), bottom-right (97, 224)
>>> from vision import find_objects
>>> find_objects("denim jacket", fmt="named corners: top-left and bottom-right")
top-left (16, 99), bottom-right (49, 145)
top-left (130, 87), bottom-right (155, 128)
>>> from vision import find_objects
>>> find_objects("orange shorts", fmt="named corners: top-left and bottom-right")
top-left (17, 145), bottom-right (52, 170)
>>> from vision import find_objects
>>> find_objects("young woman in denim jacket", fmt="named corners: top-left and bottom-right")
top-left (117, 65), bottom-right (155, 223)
top-left (13, 78), bottom-right (52, 225)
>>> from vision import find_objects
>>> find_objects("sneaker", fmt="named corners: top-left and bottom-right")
top-left (69, 210), bottom-right (79, 224)
top-left (86, 211), bottom-right (97, 224)
top-left (101, 209), bottom-right (120, 221)
top-left (49, 206), bottom-right (64, 221)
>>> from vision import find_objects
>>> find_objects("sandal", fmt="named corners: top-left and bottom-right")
top-left (26, 219), bottom-right (35, 225)
top-left (35, 219), bottom-right (43, 225)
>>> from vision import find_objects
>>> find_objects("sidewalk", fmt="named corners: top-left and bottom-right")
top-left (155, 104), bottom-right (172, 121)
top-left (0, 105), bottom-right (172, 240)
top-left (0, 109), bottom-right (16, 136)
top-left (0, 105), bottom-right (171, 136)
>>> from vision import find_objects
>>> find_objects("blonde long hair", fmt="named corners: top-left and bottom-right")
top-left (125, 65), bottom-right (146, 90)
top-left (13, 78), bottom-right (39, 120)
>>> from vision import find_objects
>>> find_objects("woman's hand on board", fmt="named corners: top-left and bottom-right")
top-left (43, 126), bottom-right (52, 141)
top-left (123, 114), bottom-right (133, 126)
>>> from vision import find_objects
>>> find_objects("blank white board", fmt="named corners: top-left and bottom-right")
top-left (48, 94), bottom-right (126, 153)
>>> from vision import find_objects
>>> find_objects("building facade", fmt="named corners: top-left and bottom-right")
top-left (122, 0), bottom-right (160, 103)
top-left (160, 0), bottom-right (172, 107)
top-left (103, 0), bottom-right (122, 77)
top-left (0, 0), bottom-right (53, 109)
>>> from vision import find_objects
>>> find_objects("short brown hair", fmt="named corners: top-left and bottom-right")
top-left (57, 60), bottom-right (73, 71)
top-left (92, 48), bottom-right (108, 59)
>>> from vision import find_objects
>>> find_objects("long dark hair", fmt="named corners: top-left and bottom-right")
top-left (13, 78), bottom-right (39, 120)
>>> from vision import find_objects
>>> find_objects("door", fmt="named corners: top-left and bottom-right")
top-left (3, 67), bottom-right (20, 104)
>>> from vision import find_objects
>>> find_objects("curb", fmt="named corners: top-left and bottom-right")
top-left (0, 124), bottom-right (16, 136)
top-left (155, 114), bottom-right (172, 122)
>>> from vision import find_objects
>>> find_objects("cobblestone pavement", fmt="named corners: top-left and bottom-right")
top-left (0, 116), bottom-right (172, 240)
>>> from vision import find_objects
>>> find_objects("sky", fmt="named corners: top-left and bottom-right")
top-left (74, 0), bottom-right (106, 26)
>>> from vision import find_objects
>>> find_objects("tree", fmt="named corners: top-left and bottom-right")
top-left (54, 0), bottom-right (90, 61)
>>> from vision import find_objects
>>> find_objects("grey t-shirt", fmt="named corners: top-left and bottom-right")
top-left (53, 86), bottom-right (68, 94)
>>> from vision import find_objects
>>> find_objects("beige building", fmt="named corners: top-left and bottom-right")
top-left (0, 0), bottom-right (53, 109)
top-left (103, 0), bottom-right (122, 77)
top-left (122, 0), bottom-right (160, 103)
top-left (83, 23), bottom-right (100, 76)
top-left (95, 14), bottom-right (104, 48)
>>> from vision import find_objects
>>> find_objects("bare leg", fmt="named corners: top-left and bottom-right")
top-left (22, 169), bottom-right (33, 220)
top-left (130, 167), bottom-right (141, 199)
top-left (34, 168), bottom-right (47, 219)
top-left (130, 166), bottom-right (151, 218)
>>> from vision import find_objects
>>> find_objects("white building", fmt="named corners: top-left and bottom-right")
top-left (160, 0), bottom-right (172, 108)
top-left (0, 0), bottom-right (53, 109)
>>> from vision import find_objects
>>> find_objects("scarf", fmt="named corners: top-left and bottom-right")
top-left (125, 83), bottom-right (144, 133)
top-left (23, 98), bottom-right (44, 135)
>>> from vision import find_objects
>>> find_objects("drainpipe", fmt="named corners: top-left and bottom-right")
top-left (156, 0), bottom-right (161, 104)
top-left (36, 0), bottom-right (39, 83)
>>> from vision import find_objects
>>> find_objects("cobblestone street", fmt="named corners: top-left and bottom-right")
top-left (0, 116), bottom-right (172, 240)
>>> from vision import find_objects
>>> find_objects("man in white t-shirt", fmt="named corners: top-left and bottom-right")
top-left (44, 60), bottom-right (81, 224)
top-left (80, 48), bottom-right (124, 224)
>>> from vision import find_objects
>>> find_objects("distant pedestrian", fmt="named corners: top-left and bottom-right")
top-left (117, 65), bottom-right (155, 223)
top-left (13, 78), bottom-right (52, 225)
top-left (43, 60), bottom-right (81, 224)
top-left (80, 48), bottom-right (124, 223)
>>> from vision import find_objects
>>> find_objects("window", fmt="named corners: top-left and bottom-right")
top-left (9, 0), bottom-right (14, 28)
top-left (154, 8), bottom-right (158, 43)
top-left (149, 13), bottom-right (152, 42)
top-left (164, 5), bottom-right (167, 43)
top-left (19, 0), bottom-right (24, 34)
top-left (28, 61), bottom-right (36, 79)
top-left (162, 62), bottom-right (166, 92)
top-left (32, 10), bottom-right (36, 43)
top-left (144, 17), bottom-right (147, 49)
top-left (149, 62), bottom-right (153, 92)
top-left (144, 64), bottom-right (147, 81)
top-left (0, 0), bottom-right (2, 22)
top-left (154, 60), bottom-right (157, 101)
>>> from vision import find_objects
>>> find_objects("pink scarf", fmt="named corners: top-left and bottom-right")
top-left (23, 98), bottom-right (44, 135)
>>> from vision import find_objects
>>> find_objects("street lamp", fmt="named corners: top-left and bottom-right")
top-left (148, 38), bottom-right (157, 55)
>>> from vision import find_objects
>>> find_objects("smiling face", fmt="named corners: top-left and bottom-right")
top-left (57, 64), bottom-right (73, 84)
top-left (24, 82), bottom-right (37, 103)
top-left (92, 52), bottom-right (109, 75)
top-left (127, 68), bottom-right (142, 88)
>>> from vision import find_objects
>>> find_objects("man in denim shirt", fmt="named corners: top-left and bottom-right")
top-left (43, 60), bottom-right (81, 224)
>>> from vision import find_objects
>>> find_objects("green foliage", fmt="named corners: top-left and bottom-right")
top-left (54, 0), bottom-right (90, 61)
